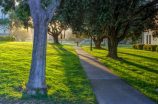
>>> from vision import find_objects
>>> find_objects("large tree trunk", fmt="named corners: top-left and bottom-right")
top-left (107, 37), bottom-right (118, 58)
top-left (27, 0), bottom-right (61, 95)
top-left (27, 20), bottom-right (48, 95)
top-left (93, 38), bottom-right (102, 48)
top-left (53, 35), bottom-right (59, 44)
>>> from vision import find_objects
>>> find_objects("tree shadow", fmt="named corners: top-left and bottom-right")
top-left (95, 56), bottom-right (158, 102)
top-left (98, 54), bottom-right (158, 74)
top-left (118, 51), bottom-right (158, 62)
top-left (46, 44), bottom-right (97, 103)
top-left (20, 44), bottom-right (97, 103)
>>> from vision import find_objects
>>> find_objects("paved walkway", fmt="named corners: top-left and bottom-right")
top-left (75, 47), bottom-right (155, 104)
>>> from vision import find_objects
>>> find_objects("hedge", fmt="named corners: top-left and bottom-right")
top-left (134, 44), bottom-right (144, 50)
top-left (0, 36), bottom-right (15, 41)
top-left (156, 46), bottom-right (158, 52)
top-left (133, 44), bottom-right (158, 51)
top-left (143, 45), bottom-right (157, 51)
top-left (132, 44), bottom-right (136, 49)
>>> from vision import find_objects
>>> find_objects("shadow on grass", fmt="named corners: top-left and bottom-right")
top-left (89, 47), bottom-right (158, 74)
top-left (82, 47), bottom-right (158, 103)
top-left (118, 51), bottom-right (158, 62)
top-left (96, 52), bottom-right (158, 74)
top-left (92, 55), bottom-right (158, 101)
top-left (19, 44), bottom-right (97, 104)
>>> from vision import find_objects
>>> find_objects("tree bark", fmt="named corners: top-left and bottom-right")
top-left (53, 35), bottom-right (59, 44)
top-left (27, 19), bottom-right (48, 95)
top-left (93, 38), bottom-right (101, 48)
top-left (107, 37), bottom-right (118, 58)
top-left (27, 0), bottom-right (61, 95)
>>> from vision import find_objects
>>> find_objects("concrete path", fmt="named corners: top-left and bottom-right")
top-left (75, 47), bottom-right (155, 104)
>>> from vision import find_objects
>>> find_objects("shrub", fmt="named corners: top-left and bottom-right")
top-left (0, 36), bottom-right (15, 41)
top-left (151, 45), bottom-right (157, 51)
top-left (143, 45), bottom-right (151, 50)
top-left (132, 44), bottom-right (136, 49)
top-left (6, 36), bottom-right (11, 41)
top-left (11, 36), bottom-right (15, 41)
top-left (143, 45), bottom-right (157, 51)
top-left (143, 45), bottom-right (148, 50)
top-left (135, 44), bottom-right (144, 50)
top-left (156, 46), bottom-right (158, 52)
top-left (0, 37), bottom-right (2, 41)
top-left (147, 45), bottom-right (152, 51)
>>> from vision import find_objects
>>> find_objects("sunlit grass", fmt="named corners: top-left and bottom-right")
top-left (0, 42), bottom-right (97, 104)
top-left (83, 47), bottom-right (158, 103)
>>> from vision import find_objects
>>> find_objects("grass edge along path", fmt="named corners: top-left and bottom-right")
top-left (0, 42), bottom-right (98, 104)
top-left (82, 47), bottom-right (158, 103)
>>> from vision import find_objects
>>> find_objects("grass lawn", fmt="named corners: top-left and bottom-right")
top-left (0, 42), bottom-right (97, 104)
top-left (82, 47), bottom-right (158, 103)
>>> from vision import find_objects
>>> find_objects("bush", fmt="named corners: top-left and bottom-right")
top-left (133, 44), bottom-right (158, 51)
top-left (135, 44), bottom-right (144, 50)
top-left (0, 36), bottom-right (15, 41)
top-left (6, 36), bottom-right (11, 41)
top-left (11, 36), bottom-right (15, 41)
top-left (143, 45), bottom-right (157, 51)
top-left (132, 44), bottom-right (136, 49)
top-left (156, 47), bottom-right (158, 52)
top-left (150, 45), bottom-right (157, 51)
top-left (143, 45), bottom-right (148, 50)
top-left (143, 45), bottom-right (151, 50)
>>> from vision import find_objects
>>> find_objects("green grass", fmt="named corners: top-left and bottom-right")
top-left (82, 47), bottom-right (158, 103)
top-left (0, 42), bottom-right (97, 104)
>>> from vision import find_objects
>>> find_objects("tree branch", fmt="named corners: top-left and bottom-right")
top-left (134, 0), bottom-right (158, 16)
top-left (28, 0), bottom-right (41, 17)
top-left (46, 0), bottom-right (61, 22)
top-left (118, 22), bottom-right (131, 42)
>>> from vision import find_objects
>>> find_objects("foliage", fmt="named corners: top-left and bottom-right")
top-left (15, 0), bottom-right (33, 30)
top-left (134, 44), bottom-right (145, 50)
top-left (132, 44), bottom-right (136, 49)
top-left (82, 0), bottom-right (158, 57)
top-left (9, 10), bottom-right (23, 31)
top-left (0, 18), bottom-right (10, 29)
top-left (0, 36), bottom-right (15, 41)
top-left (58, 0), bottom-right (85, 32)
top-left (83, 47), bottom-right (158, 103)
top-left (48, 17), bottom-right (65, 38)
top-left (143, 44), bottom-right (157, 51)
top-left (0, 42), bottom-right (97, 103)
top-left (143, 44), bottom-right (148, 50)
top-left (134, 44), bottom-right (158, 51)
top-left (156, 46), bottom-right (158, 52)
top-left (150, 45), bottom-right (157, 51)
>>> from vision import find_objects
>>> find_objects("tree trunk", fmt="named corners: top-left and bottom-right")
top-left (53, 35), bottom-right (59, 44)
top-left (26, 20), bottom-right (48, 95)
top-left (107, 37), bottom-right (118, 58)
top-left (93, 38), bottom-right (101, 48)
top-left (77, 42), bottom-right (78, 46)
top-left (27, 0), bottom-right (61, 95)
